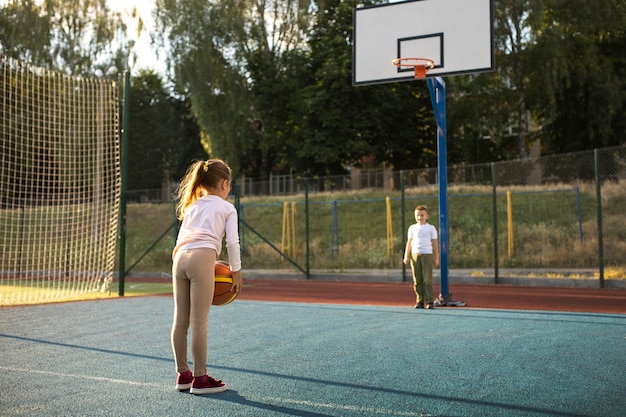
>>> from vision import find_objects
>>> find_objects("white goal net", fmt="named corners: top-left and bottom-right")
top-left (0, 57), bottom-right (121, 305)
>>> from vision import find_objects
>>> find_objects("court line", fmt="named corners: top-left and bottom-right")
top-left (2, 365), bottom-right (425, 415)
top-left (0, 365), bottom-right (162, 389)
top-left (262, 396), bottom-right (427, 416)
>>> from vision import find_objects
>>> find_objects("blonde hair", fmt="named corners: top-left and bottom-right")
top-left (415, 205), bottom-right (428, 212)
top-left (175, 159), bottom-right (232, 220)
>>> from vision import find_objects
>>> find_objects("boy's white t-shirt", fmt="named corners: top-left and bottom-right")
top-left (173, 195), bottom-right (241, 272)
top-left (407, 223), bottom-right (438, 255)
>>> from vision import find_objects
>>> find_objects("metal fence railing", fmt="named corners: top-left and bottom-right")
top-left (124, 145), bottom-right (625, 285)
top-left (234, 145), bottom-right (625, 283)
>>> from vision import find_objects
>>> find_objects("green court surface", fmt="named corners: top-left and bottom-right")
top-left (1, 297), bottom-right (624, 416)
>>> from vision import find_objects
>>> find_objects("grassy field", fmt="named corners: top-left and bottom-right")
top-left (0, 281), bottom-right (172, 306)
top-left (122, 181), bottom-right (626, 277)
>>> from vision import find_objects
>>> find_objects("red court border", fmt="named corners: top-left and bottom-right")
top-left (235, 280), bottom-right (626, 314)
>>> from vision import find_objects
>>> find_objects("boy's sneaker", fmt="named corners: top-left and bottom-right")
top-left (190, 375), bottom-right (228, 394)
top-left (175, 370), bottom-right (193, 391)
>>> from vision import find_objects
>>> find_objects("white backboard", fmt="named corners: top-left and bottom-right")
top-left (353, 0), bottom-right (494, 86)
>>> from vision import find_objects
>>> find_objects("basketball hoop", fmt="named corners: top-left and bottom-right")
top-left (391, 58), bottom-right (435, 79)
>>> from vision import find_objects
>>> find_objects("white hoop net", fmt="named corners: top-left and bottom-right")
top-left (0, 57), bottom-right (121, 305)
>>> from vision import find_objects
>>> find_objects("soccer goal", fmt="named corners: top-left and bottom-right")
top-left (0, 57), bottom-right (121, 305)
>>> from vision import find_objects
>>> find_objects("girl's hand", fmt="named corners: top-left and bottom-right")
top-left (231, 270), bottom-right (243, 293)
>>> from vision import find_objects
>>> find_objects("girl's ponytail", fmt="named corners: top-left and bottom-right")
top-left (175, 159), bottom-right (232, 220)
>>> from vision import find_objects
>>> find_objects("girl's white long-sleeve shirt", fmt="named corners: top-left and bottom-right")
top-left (172, 195), bottom-right (242, 272)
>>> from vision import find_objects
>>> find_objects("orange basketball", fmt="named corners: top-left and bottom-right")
top-left (213, 260), bottom-right (239, 306)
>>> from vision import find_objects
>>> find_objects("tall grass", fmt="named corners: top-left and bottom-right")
top-left (121, 182), bottom-right (626, 275)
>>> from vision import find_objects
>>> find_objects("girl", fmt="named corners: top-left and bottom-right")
top-left (171, 159), bottom-right (243, 394)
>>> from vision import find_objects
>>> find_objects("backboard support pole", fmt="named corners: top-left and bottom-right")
top-left (427, 77), bottom-right (449, 298)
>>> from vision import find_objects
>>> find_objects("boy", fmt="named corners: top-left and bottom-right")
top-left (403, 205), bottom-right (439, 309)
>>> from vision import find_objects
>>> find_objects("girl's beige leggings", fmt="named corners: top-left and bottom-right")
top-left (171, 248), bottom-right (217, 377)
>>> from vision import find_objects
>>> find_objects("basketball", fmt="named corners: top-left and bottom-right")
top-left (213, 260), bottom-right (239, 306)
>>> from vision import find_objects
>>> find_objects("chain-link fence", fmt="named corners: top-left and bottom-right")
top-left (235, 145), bottom-right (625, 279)
top-left (122, 145), bottom-right (625, 283)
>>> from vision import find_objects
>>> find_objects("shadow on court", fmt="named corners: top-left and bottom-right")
top-left (1, 297), bottom-right (624, 416)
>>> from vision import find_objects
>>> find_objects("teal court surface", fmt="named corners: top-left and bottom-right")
top-left (1, 296), bottom-right (625, 417)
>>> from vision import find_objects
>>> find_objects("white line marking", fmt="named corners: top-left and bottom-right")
top-left (0, 366), bottom-right (162, 388)
top-left (263, 396), bottom-right (427, 416)
top-left (2, 366), bottom-right (429, 415)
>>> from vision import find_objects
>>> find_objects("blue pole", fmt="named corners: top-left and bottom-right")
top-left (427, 77), bottom-right (449, 298)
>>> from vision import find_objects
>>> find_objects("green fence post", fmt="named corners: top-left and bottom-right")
top-left (594, 149), bottom-right (605, 288)
top-left (118, 71), bottom-right (130, 296)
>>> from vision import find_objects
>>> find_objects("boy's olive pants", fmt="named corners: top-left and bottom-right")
top-left (410, 253), bottom-right (434, 305)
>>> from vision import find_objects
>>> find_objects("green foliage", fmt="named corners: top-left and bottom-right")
top-left (0, 0), bottom-right (52, 67)
top-left (153, 0), bottom-right (315, 176)
top-left (127, 71), bottom-right (205, 189)
top-left (0, 0), bottom-right (135, 76)
top-left (525, 0), bottom-right (626, 153)
top-left (153, 0), bottom-right (440, 178)
top-left (3, 0), bottom-right (626, 183)
top-left (429, 0), bottom-right (626, 162)
top-left (302, 0), bottom-right (437, 173)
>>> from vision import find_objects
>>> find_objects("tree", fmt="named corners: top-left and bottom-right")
top-left (527, 0), bottom-right (626, 153)
top-left (154, 0), bottom-right (315, 177)
top-left (445, 0), bottom-right (626, 161)
top-left (127, 70), bottom-right (204, 191)
top-left (44, 0), bottom-right (133, 76)
top-left (1, 1), bottom-right (204, 193)
top-left (0, 0), bottom-right (137, 77)
top-left (152, 0), bottom-right (626, 179)
top-left (153, 0), bottom-right (443, 178)
top-left (0, 0), bottom-right (52, 67)
top-left (301, 0), bottom-right (437, 173)
top-left (445, 0), bottom-right (542, 163)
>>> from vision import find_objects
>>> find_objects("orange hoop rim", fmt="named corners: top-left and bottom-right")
top-left (391, 57), bottom-right (435, 69)
top-left (391, 57), bottom-right (435, 79)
